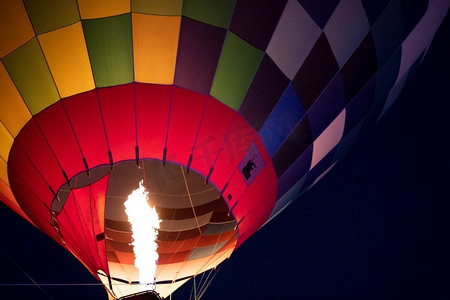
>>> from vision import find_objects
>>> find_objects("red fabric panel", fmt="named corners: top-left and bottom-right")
top-left (59, 193), bottom-right (99, 274)
top-left (234, 161), bottom-right (277, 247)
top-left (35, 101), bottom-right (85, 180)
top-left (190, 97), bottom-right (236, 178)
top-left (7, 166), bottom-right (59, 241)
top-left (14, 119), bottom-right (65, 192)
top-left (59, 208), bottom-right (98, 273)
top-left (98, 84), bottom-right (136, 163)
top-left (90, 175), bottom-right (109, 275)
top-left (57, 174), bottom-right (110, 277)
top-left (135, 83), bottom-right (171, 160)
top-left (8, 141), bottom-right (57, 210)
top-left (166, 86), bottom-right (208, 165)
top-left (63, 90), bottom-right (109, 169)
top-left (209, 117), bottom-right (259, 191)
top-left (223, 171), bottom-right (248, 212)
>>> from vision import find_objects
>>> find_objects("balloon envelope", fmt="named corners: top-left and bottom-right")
top-left (0, 0), bottom-right (448, 298)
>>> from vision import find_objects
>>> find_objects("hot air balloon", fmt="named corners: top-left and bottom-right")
top-left (0, 0), bottom-right (448, 299)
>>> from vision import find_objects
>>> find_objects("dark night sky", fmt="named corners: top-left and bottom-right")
top-left (1, 14), bottom-right (449, 300)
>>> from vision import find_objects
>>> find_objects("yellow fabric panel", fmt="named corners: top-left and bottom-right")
top-left (132, 13), bottom-right (181, 84)
top-left (0, 122), bottom-right (13, 162)
top-left (0, 1), bottom-right (35, 58)
top-left (77, 0), bottom-right (130, 19)
top-left (0, 63), bottom-right (32, 137)
top-left (38, 22), bottom-right (95, 98)
top-left (0, 158), bottom-right (8, 185)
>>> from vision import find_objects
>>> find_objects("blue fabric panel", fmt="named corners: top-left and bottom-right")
top-left (373, 48), bottom-right (401, 108)
top-left (361, 0), bottom-right (390, 26)
top-left (307, 74), bottom-right (346, 139)
top-left (344, 78), bottom-right (375, 135)
top-left (259, 83), bottom-right (305, 156)
top-left (276, 145), bottom-right (312, 198)
top-left (272, 116), bottom-right (312, 178)
top-left (334, 120), bottom-right (363, 162)
top-left (371, 0), bottom-right (405, 67)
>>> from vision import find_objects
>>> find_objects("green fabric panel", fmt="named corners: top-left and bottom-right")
top-left (24, 0), bottom-right (80, 34)
top-left (183, 0), bottom-right (235, 28)
top-left (82, 14), bottom-right (133, 87)
top-left (132, 0), bottom-right (183, 16)
top-left (211, 32), bottom-right (263, 110)
top-left (2, 38), bottom-right (59, 115)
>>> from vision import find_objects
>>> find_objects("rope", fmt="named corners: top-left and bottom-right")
top-left (1, 249), bottom-right (54, 299)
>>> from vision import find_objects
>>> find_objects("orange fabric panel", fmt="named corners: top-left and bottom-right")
top-left (0, 122), bottom-right (13, 162)
top-left (0, 1), bottom-right (34, 58)
top-left (0, 63), bottom-right (31, 137)
top-left (0, 178), bottom-right (32, 224)
top-left (132, 13), bottom-right (181, 84)
top-left (158, 249), bottom-right (191, 264)
top-left (114, 249), bottom-right (135, 265)
top-left (196, 230), bottom-right (236, 248)
top-left (77, 0), bottom-right (130, 19)
top-left (38, 22), bottom-right (95, 98)
top-left (105, 228), bottom-right (132, 244)
top-left (157, 236), bottom-right (201, 254)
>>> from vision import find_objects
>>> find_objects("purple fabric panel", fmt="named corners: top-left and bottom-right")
top-left (344, 78), bottom-right (375, 135)
top-left (239, 54), bottom-right (289, 131)
top-left (307, 74), bottom-right (347, 139)
top-left (174, 17), bottom-right (226, 94)
top-left (297, 0), bottom-right (340, 28)
top-left (276, 145), bottom-right (312, 198)
top-left (292, 33), bottom-right (339, 110)
top-left (340, 33), bottom-right (377, 101)
top-left (229, 0), bottom-right (287, 50)
top-left (272, 116), bottom-right (312, 178)
top-left (361, 0), bottom-right (390, 25)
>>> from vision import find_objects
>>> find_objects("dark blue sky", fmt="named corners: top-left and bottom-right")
top-left (1, 14), bottom-right (449, 300)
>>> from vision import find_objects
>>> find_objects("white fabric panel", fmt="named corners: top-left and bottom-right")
top-left (311, 109), bottom-right (346, 169)
top-left (266, 0), bottom-right (321, 79)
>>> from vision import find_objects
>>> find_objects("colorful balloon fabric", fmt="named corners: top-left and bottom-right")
top-left (0, 0), bottom-right (447, 298)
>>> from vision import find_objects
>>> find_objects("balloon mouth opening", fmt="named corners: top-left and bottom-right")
top-left (52, 159), bottom-right (238, 297)
top-left (118, 290), bottom-right (164, 300)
